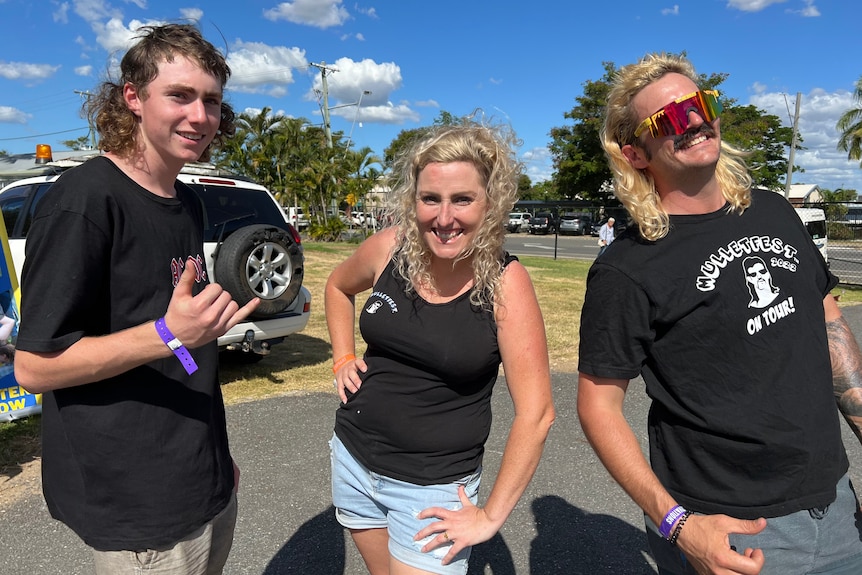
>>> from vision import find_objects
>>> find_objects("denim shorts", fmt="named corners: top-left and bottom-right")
top-left (647, 473), bottom-right (862, 574)
top-left (330, 433), bottom-right (482, 575)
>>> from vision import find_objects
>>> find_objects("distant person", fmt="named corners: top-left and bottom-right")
top-left (577, 52), bottom-right (862, 574)
top-left (598, 217), bottom-right (616, 256)
top-left (325, 122), bottom-right (555, 574)
top-left (14, 23), bottom-right (258, 575)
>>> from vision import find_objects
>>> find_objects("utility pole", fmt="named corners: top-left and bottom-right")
top-left (784, 92), bottom-right (801, 199)
top-left (310, 62), bottom-right (338, 148)
top-left (74, 90), bottom-right (97, 150)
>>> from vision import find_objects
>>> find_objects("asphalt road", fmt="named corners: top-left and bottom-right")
top-left (4, 307), bottom-right (862, 574)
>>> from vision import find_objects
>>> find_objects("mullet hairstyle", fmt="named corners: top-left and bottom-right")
top-left (87, 23), bottom-right (236, 162)
top-left (385, 121), bottom-right (522, 311)
top-left (601, 52), bottom-right (752, 241)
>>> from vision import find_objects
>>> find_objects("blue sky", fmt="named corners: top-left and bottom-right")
top-left (2, 0), bottom-right (861, 193)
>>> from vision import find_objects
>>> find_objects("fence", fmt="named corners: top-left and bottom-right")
top-left (817, 202), bottom-right (862, 286)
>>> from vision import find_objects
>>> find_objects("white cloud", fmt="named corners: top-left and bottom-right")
top-left (310, 58), bottom-right (411, 123)
top-left (92, 17), bottom-right (164, 55)
top-left (751, 87), bottom-right (862, 191)
top-left (263, 0), bottom-right (350, 28)
top-left (53, 2), bottom-right (70, 23)
top-left (226, 40), bottom-right (308, 96)
top-left (0, 106), bottom-right (32, 124)
top-left (798, 0), bottom-right (820, 16)
top-left (73, 0), bottom-right (123, 23)
top-left (74, 65), bottom-right (93, 76)
top-left (727, 0), bottom-right (787, 12)
top-left (522, 146), bottom-right (553, 183)
top-left (661, 5), bottom-right (680, 16)
top-left (180, 7), bottom-right (204, 22)
top-left (0, 61), bottom-right (61, 82)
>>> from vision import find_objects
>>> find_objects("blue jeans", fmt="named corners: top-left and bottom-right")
top-left (330, 433), bottom-right (482, 575)
top-left (647, 474), bottom-right (862, 574)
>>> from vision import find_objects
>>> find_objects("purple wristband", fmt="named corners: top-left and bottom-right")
top-left (155, 317), bottom-right (198, 375)
top-left (659, 505), bottom-right (686, 539)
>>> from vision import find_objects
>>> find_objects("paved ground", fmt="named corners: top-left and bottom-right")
top-left (3, 307), bottom-right (862, 574)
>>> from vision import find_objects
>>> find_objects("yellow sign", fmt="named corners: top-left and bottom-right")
top-left (0, 212), bottom-right (39, 421)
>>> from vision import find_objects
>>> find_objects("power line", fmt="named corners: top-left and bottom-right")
top-left (0, 127), bottom-right (89, 142)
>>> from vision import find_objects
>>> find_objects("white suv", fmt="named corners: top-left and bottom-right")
top-left (0, 161), bottom-right (311, 362)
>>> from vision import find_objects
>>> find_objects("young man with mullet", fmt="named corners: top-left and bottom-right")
top-left (14, 23), bottom-right (258, 574)
top-left (578, 52), bottom-right (862, 574)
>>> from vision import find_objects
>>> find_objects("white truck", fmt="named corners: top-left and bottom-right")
top-left (794, 207), bottom-right (828, 263)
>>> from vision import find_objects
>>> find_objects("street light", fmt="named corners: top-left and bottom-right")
top-left (345, 90), bottom-right (372, 151)
top-left (325, 90), bottom-right (372, 149)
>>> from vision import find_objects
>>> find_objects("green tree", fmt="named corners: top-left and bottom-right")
top-left (720, 104), bottom-right (796, 190)
top-left (382, 111), bottom-right (462, 170)
top-left (837, 76), bottom-right (862, 167)
top-left (548, 62), bottom-right (616, 203)
top-left (517, 174), bottom-right (532, 198)
top-left (60, 136), bottom-right (94, 151)
top-left (548, 56), bottom-right (794, 201)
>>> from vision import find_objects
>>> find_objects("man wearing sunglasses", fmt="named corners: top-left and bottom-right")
top-left (577, 53), bottom-right (862, 574)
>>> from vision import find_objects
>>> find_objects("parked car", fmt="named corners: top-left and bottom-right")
top-left (529, 212), bottom-right (557, 235)
top-left (0, 160), bottom-right (312, 362)
top-left (283, 206), bottom-right (309, 230)
top-left (507, 212), bottom-right (533, 233)
top-left (351, 211), bottom-right (378, 228)
top-left (558, 214), bottom-right (593, 236)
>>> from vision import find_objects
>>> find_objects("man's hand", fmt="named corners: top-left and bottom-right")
top-left (677, 514), bottom-right (767, 574)
top-left (163, 258), bottom-right (260, 348)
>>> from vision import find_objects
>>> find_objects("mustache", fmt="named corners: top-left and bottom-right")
top-left (673, 123), bottom-right (716, 151)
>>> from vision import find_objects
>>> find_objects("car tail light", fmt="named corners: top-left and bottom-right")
top-left (288, 224), bottom-right (302, 245)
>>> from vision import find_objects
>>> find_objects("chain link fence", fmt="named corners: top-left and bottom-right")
top-left (821, 202), bottom-right (862, 286)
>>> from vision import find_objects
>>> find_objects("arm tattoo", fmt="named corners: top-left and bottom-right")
top-left (827, 315), bottom-right (862, 443)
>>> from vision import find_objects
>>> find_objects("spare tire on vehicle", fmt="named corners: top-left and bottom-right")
top-left (214, 224), bottom-right (304, 319)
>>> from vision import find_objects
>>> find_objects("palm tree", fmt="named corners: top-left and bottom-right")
top-left (837, 76), bottom-right (862, 166)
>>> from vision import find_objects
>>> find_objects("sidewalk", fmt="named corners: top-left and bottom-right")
top-left (3, 306), bottom-right (862, 574)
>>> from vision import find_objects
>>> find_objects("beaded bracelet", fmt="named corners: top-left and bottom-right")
top-left (668, 511), bottom-right (693, 546)
top-left (332, 353), bottom-right (356, 374)
top-left (659, 505), bottom-right (686, 539)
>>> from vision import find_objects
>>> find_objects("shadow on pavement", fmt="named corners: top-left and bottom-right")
top-left (263, 506), bottom-right (346, 574)
top-left (528, 495), bottom-right (655, 574)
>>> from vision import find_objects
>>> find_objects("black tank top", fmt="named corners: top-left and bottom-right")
top-left (335, 256), bottom-right (514, 484)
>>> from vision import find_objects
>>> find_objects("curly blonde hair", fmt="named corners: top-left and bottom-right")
top-left (601, 52), bottom-right (752, 241)
top-left (385, 120), bottom-right (522, 310)
top-left (87, 23), bottom-right (235, 162)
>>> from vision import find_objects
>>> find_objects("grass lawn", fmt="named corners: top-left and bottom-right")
top-left (3, 240), bottom-right (861, 473)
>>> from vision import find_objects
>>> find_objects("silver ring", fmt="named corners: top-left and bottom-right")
top-left (333, 378), bottom-right (338, 390)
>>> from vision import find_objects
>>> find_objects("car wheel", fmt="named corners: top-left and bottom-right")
top-left (214, 224), bottom-right (304, 318)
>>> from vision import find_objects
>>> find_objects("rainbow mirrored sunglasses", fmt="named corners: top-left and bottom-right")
top-left (633, 90), bottom-right (722, 139)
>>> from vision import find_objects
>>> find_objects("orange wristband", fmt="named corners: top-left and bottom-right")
top-left (332, 353), bottom-right (356, 374)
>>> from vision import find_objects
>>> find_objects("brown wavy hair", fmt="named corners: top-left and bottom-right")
top-left (385, 120), bottom-right (522, 310)
top-left (601, 53), bottom-right (752, 241)
top-left (87, 23), bottom-right (235, 162)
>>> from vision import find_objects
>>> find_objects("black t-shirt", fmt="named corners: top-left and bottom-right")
top-left (578, 190), bottom-right (845, 519)
top-left (335, 257), bottom-right (514, 485)
top-left (16, 157), bottom-right (233, 551)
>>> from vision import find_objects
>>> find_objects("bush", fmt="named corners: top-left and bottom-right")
top-left (828, 222), bottom-right (854, 240)
top-left (306, 218), bottom-right (346, 242)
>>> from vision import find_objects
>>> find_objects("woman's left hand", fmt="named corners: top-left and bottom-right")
top-left (414, 485), bottom-right (499, 565)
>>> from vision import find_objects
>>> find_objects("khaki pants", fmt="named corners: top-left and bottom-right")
top-left (92, 491), bottom-right (237, 575)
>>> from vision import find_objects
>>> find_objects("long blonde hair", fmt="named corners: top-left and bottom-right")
top-left (601, 53), bottom-right (752, 241)
top-left (385, 121), bottom-right (521, 310)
